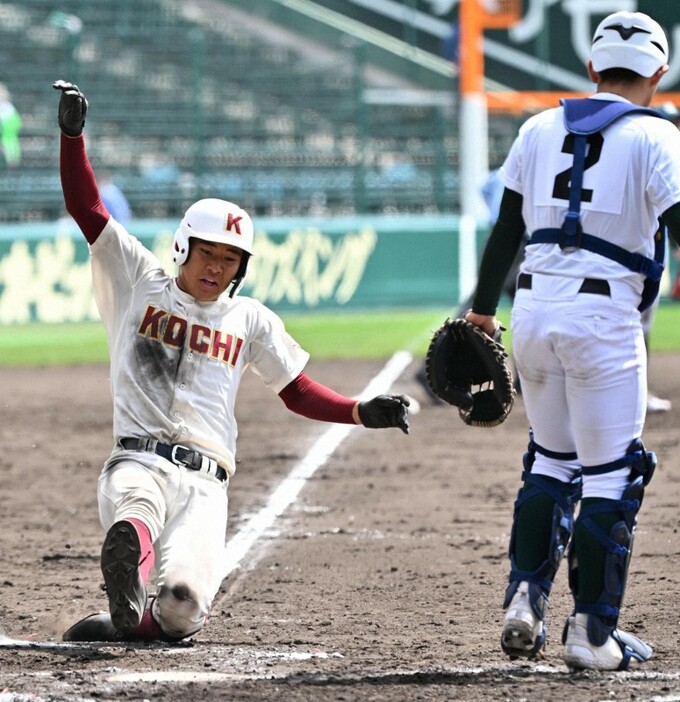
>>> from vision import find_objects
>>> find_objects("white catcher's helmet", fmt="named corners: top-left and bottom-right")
top-left (590, 11), bottom-right (669, 78)
top-left (173, 198), bottom-right (255, 297)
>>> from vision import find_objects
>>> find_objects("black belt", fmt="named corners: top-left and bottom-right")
top-left (119, 437), bottom-right (228, 482)
top-left (517, 273), bottom-right (610, 297)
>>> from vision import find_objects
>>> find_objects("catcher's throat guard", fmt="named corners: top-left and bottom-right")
top-left (425, 318), bottom-right (515, 427)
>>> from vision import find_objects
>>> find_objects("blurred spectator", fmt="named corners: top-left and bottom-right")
top-left (98, 172), bottom-right (131, 225)
top-left (381, 153), bottom-right (418, 182)
top-left (442, 22), bottom-right (459, 64)
top-left (481, 168), bottom-right (504, 229)
top-left (0, 83), bottom-right (21, 168)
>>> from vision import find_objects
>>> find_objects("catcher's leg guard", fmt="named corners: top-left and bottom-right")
top-left (501, 437), bottom-right (581, 658)
top-left (564, 439), bottom-right (656, 669)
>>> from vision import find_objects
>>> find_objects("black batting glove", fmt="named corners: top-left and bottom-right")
top-left (52, 79), bottom-right (88, 136)
top-left (358, 394), bottom-right (410, 434)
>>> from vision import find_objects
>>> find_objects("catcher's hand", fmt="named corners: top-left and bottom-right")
top-left (53, 79), bottom-right (88, 137)
top-left (358, 394), bottom-right (410, 434)
top-left (425, 318), bottom-right (514, 427)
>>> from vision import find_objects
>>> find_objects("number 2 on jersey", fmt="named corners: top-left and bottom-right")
top-left (552, 133), bottom-right (604, 202)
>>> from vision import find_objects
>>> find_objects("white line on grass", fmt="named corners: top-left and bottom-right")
top-left (221, 350), bottom-right (413, 579)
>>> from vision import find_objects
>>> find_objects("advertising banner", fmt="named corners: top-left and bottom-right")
top-left (0, 215), bottom-right (484, 324)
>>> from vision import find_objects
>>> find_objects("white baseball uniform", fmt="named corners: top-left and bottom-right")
top-left (501, 93), bottom-right (680, 498)
top-left (54, 80), bottom-right (409, 643)
top-left (92, 218), bottom-right (309, 633)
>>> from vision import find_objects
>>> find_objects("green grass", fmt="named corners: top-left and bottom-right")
top-left (0, 322), bottom-right (110, 366)
top-left (2, 302), bottom-right (680, 366)
top-left (282, 308), bottom-right (454, 359)
top-left (644, 302), bottom-right (680, 350)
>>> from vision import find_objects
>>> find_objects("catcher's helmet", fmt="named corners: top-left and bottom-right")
top-left (590, 11), bottom-right (668, 78)
top-left (173, 198), bottom-right (254, 297)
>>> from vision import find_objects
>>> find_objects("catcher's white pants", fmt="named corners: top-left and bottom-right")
top-left (511, 272), bottom-right (646, 500)
top-left (98, 454), bottom-right (229, 638)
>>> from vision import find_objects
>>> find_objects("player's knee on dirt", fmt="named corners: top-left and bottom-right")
top-left (154, 582), bottom-right (206, 639)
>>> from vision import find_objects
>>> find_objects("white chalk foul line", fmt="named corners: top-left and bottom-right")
top-left (222, 350), bottom-right (413, 578)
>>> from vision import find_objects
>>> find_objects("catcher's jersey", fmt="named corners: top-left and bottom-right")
top-left (501, 93), bottom-right (680, 292)
top-left (90, 220), bottom-right (310, 476)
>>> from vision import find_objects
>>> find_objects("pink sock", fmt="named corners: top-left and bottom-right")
top-left (133, 605), bottom-right (176, 642)
top-left (126, 517), bottom-right (155, 584)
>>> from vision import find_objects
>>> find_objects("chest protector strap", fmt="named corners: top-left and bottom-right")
top-left (529, 99), bottom-right (666, 311)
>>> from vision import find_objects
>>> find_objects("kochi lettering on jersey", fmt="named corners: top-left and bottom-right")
top-left (137, 304), bottom-right (244, 366)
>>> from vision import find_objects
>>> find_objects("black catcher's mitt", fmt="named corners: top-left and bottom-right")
top-left (425, 318), bottom-right (515, 427)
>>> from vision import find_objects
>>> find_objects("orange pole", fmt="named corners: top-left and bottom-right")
top-left (459, 0), bottom-right (484, 96)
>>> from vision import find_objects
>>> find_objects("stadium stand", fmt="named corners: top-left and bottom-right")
top-left (0, 0), bottom-right (508, 222)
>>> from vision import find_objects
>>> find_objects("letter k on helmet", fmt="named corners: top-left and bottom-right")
top-left (225, 212), bottom-right (243, 235)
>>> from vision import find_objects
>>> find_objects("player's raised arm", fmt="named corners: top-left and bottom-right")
top-left (53, 80), bottom-right (109, 243)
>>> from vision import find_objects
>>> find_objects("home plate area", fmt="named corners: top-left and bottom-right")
top-left (1, 358), bottom-right (680, 701)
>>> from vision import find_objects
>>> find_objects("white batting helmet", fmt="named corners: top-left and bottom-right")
top-left (590, 11), bottom-right (669, 78)
top-left (172, 198), bottom-right (254, 266)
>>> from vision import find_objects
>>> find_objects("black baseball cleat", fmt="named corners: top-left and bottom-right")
top-left (101, 520), bottom-right (147, 632)
top-left (63, 612), bottom-right (124, 642)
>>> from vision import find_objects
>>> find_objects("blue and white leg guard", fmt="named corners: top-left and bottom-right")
top-left (502, 436), bottom-right (581, 656)
top-left (566, 438), bottom-right (656, 668)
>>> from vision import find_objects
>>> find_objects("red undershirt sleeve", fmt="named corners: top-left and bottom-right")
top-left (60, 133), bottom-right (110, 244)
top-left (278, 372), bottom-right (358, 424)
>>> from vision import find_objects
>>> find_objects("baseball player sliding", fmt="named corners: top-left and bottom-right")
top-left (464, 12), bottom-right (680, 671)
top-left (52, 80), bottom-right (409, 643)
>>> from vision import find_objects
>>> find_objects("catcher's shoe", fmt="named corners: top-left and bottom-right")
top-left (63, 612), bottom-right (124, 642)
top-left (501, 581), bottom-right (546, 659)
top-left (562, 613), bottom-right (653, 671)
top-left (101, 520), bottom-right (147, 632)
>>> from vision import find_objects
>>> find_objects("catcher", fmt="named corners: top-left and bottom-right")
top-left (52, 79), bottom-right (410, 643)
top-left (428, 10), bottom-right (680, 671)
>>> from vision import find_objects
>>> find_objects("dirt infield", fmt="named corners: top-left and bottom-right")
top-left (0, 354), bottom-right (679, 701)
